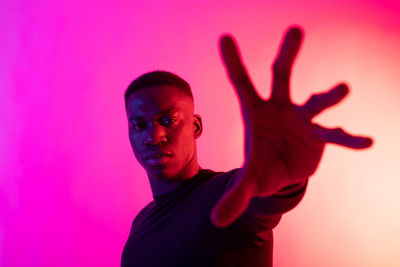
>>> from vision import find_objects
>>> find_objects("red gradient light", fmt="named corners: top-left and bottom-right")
top-left (1, 0), bottom-right (399, 266)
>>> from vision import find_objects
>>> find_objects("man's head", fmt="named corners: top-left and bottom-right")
top-left (125, 71), bottom-right (202, 181)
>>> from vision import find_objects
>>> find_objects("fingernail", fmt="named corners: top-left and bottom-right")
top-left (335, 84), bottom-right (349, 95)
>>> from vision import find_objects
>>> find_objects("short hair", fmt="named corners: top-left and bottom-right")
top-left (124, 70), bottom-right (193, 109)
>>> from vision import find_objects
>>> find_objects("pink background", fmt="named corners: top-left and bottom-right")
top-left (1, 0), bottom-right (400, 266)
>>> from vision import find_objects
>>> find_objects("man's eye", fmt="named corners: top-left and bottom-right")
top-left (161, 118), bottom-right (176, 127)
top-left (129, 122), bottom-right (144, 131)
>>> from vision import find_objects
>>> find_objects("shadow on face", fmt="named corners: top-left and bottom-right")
top-left (126, 85), bottom-right (202, 180)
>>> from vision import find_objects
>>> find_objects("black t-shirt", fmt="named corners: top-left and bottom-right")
top-left (121, 169), bottom-right (306, 267)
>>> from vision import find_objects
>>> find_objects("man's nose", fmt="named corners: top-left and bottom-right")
top-left (144, 124), bottom-right (167, 146)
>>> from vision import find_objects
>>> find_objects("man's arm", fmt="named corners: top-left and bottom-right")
top-left (211, 26), bottom-right (373, 228)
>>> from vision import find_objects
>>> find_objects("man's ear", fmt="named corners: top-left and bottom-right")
top-left (193, 114), bottom-right (203, 139)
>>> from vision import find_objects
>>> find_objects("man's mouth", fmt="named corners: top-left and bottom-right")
top-left (144, 151), bottom-right (172, 166)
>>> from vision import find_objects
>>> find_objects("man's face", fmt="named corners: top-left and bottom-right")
top-left (126, 85), bottom-right (202, 180)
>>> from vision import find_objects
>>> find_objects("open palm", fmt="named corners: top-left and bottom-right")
top-left (211, 27), bottom-right (373, 228)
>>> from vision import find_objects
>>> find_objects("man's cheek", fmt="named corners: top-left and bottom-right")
top-left (130, 139), bottom-right (142, 163)
top-left (129, 135), bottom-right (139, 149)
top-left (128, 134), bottom-right (134, 146)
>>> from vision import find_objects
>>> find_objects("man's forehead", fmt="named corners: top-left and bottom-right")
top-left (128, 107), bottom-right (179, 120)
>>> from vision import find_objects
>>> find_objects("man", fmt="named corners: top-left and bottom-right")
top-left (121, 27), bottom-right (372, 266)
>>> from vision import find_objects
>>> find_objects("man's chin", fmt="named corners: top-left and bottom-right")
top-left (146, 166), bottom-right (178, 180)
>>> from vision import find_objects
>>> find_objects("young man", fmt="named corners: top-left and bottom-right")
top-left (121, 27), bottom-right (372, 266)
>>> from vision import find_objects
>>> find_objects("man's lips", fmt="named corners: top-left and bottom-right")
top-left (143, 151), bottom-right (172, 166)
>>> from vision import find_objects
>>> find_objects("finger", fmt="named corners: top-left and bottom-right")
top-left (303, 83), bottom-right (349, 118)
top-left (314, 125), bottom-right (373, 149)
top-left (271, 27), bottom-right (303, 105)
top-left (210, 179), bottom-right (254, 228)
top-left (220, 34), bottom-right (260, 108)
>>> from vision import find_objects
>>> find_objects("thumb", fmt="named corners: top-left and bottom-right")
top-left (210, 179), bottom-right (254, 228)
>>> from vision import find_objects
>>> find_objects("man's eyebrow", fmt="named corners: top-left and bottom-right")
top-left (128, 109), bottom-right (179, 121)
top-left (159, 109), bottom-right (179, 116)
top-left (128, 115), bottom-right (142, 121)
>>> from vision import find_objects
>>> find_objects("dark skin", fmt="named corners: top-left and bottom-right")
top-left (210, 26), bottom-right (373, 227)
top-left (126, 85), bottom-right (203, 196)
top-left (126, 26), bottom-right (373, 228)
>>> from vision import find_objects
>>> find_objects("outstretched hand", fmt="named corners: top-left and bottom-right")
top-left (211, 27), bottom-right (373, 228)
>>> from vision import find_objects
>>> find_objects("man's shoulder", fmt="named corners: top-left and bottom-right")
top-left (130, 200), bottom-right (155, 226)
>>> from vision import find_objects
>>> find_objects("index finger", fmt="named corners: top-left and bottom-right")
top-left (220, 34), bottom-right (260, 108)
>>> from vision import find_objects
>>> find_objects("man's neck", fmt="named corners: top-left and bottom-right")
top-left (148, 163), bottom-right (201, 197)
top-left (148, 177), bottom-right (185, 197)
